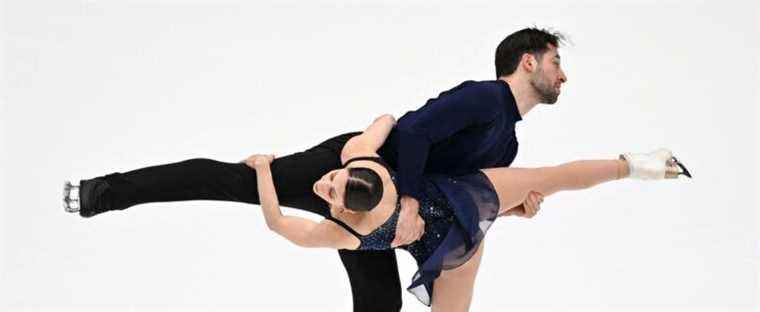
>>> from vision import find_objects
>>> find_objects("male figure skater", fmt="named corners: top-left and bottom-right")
top-left (67, 27), bottom-right (566, 311)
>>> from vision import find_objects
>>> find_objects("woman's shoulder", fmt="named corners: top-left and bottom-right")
top-left (342, 152), bottom-right (385, 170)
top-left (319, 217), bottom-right (362, 250)
top-left (340, 147), bottom-right (379, 165)
top-left (333, 199), bottom-right (398, 237)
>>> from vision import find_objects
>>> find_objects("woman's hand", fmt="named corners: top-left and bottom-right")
top-left (242, 154), bottom-right (275, 169)
top-left (374, 114), bottom-right (397, 125)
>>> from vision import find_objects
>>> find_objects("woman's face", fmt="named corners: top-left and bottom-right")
top-left (313, 168), bottom-right (350, 208)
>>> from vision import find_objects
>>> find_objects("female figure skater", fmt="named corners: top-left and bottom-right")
top-left (242, 113), bottom-right (691, 310)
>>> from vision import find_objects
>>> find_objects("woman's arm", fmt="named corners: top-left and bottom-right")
top-left (338, 114), bottom-right (428, 247)
top-left (340, 114), bottom-right (397, 163)
top-left (249, 154), bottom-right (356, 249)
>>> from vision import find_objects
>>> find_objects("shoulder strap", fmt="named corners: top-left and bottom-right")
top-left (325, 216), bottom-right (363, 239)
top-left (344, 156), bottom-right (391, 171)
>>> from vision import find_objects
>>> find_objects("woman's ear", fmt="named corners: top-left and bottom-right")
top-left (313, 181), bottom-right (331, 203)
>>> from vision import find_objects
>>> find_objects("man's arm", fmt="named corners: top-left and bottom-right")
top-left (499, 191), bottom-right (544, 218)
top-left (391, 82), bottom-right (501, 246)
top-left (395, 82), bottom-right (500, 199)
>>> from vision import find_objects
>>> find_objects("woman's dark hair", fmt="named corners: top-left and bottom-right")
top-left (494, 27), bottom-right (567, 78)
top-left (343, 167), bottom-right (384, 212)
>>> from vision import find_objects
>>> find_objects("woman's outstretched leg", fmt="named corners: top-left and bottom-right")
top-left (482, 147), bottom-right (689, 214)
top-left (482, 159), bottom-right (630, 214)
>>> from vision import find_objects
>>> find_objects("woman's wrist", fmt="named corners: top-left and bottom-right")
top-left (254, 162), bottom-right (271, 171)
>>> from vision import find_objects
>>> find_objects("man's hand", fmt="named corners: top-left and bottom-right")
top-left (502, 191), bottom-right (544, 218)
top-left (391, 196), bottom-right (425, 247)
top-left (521, 191), bottom-right (543, 218)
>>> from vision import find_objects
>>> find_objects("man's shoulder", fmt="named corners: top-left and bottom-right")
top-left (435, 79), bottom-right (503, 101)
top-left (445, 79), bottom-right (500, 91)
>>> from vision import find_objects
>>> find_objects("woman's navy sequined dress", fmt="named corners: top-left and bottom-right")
top-left (401, 173), bottom-right (500, 306)
top-left (329, 157), bottom-right (501, 306)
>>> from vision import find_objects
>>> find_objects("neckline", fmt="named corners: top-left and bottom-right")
top-left (495, 79), bottom-right (523, 122)
top-left (331, 202), bottom-right (400, 238)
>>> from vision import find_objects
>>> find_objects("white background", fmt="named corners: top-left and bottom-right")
top-left (1, 0), bottom-right (758, 311)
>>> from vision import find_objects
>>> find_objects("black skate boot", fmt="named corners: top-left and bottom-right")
top-left (63, 178), bottom-right (112, 218)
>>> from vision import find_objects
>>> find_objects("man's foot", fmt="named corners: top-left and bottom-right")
top-left (63, 181), bottom-right (80, 213)
top-left (63, 178), bottom-right (112, 217)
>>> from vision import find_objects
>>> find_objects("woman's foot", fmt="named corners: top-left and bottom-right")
top-left (620, 148), bottom-right (692, 180)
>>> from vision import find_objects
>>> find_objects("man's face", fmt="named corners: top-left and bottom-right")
top-left (529, 44), bottom-right (567, 104)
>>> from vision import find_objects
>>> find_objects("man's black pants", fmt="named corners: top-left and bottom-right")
top-left (90, 132), bottom-right (403, 312)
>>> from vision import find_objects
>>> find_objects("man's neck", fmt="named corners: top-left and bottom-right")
top-left (499, 76), bottom-right (540, 118)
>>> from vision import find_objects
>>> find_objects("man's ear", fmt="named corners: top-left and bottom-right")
top-left (521, 53), bottom-right (536, 72)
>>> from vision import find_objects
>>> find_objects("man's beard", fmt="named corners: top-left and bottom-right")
top-left (530, 68), bottom-right (559, 104)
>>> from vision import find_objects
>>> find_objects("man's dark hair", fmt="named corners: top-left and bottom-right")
top-left (344, 167), bottom-right (384, 212)
top-left (494, 27), bottom-right (567, 77)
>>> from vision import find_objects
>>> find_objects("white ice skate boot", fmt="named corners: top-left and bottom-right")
top-left (619, 148), bottom-right (692, 180)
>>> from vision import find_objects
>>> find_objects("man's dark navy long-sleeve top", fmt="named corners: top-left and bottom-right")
top-left (377, 79), bottom-right (523, 199)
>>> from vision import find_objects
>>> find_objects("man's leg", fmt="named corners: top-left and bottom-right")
top-left (79, 132), bottom-right (360, 217)
top-left (339, 249), bottom-right (403, 312)
top-left (77, 131), bottom-right (406, 311)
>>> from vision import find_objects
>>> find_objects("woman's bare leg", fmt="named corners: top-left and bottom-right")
top-left (431, 241), bottom-right (486, 312)
top-left (429, 160), bottom-right (629, 311)
top-left (482, 159), bottom-right (630, 214)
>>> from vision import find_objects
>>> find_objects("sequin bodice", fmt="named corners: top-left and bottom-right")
top-left (355, 177), bottom-right (456, 256)
top-left (400, 180), bottom-right (455, 263)
top-left (331, 158), bottom-right (501, 307)
top-left (328, 157), bottom-right (457, 256)
top-left (353, 192), bottom-right (400, 250)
